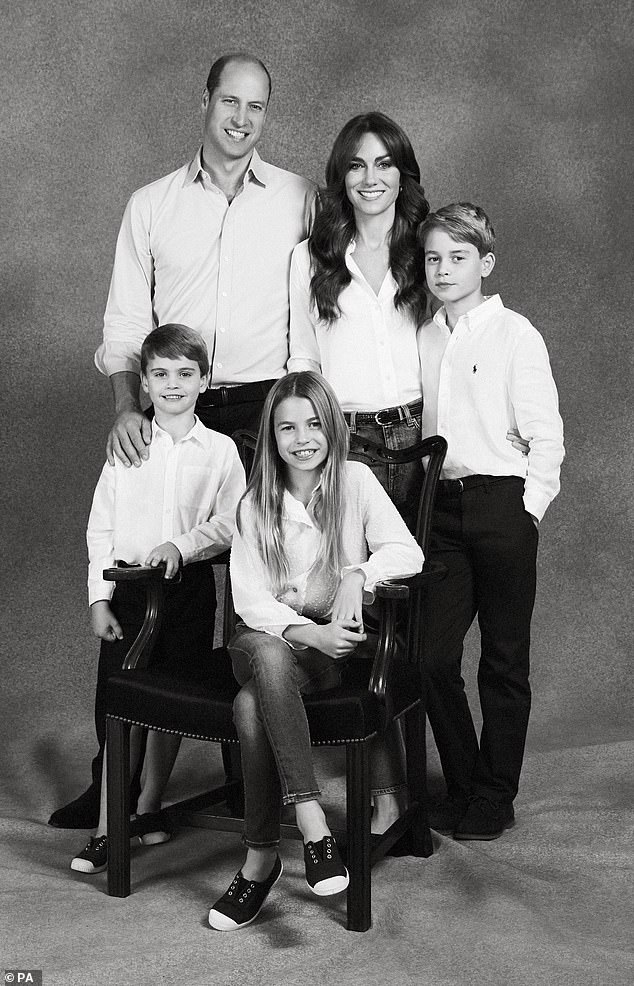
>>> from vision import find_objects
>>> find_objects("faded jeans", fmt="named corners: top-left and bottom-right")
top-left (345, 400), bottom-right (423, 532)
top-left (229, 624), bottom-right (406, 848)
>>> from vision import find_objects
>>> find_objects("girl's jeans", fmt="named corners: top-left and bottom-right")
top-left (229, 624), bottom-right (406, 848)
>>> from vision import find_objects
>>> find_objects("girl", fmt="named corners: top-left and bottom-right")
top-left (207, 371), bottom-right (423, 931)
top-left (289, 112), bottom-right (430, 530)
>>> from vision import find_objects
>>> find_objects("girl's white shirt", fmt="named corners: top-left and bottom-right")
top-left (230, 461), bottom-right (424, 638)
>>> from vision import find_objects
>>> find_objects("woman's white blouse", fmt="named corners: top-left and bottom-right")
top-left (288, 239), bottom-right (423, 411)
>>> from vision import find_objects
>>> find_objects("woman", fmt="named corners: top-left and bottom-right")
top-left (289, 112), bottom-right (430, 529)
top-left (207, 372), bottom-right (423, 931)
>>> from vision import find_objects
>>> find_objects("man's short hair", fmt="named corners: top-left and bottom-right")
top-left (205, 53), bottom-right (272, 104)
top-left (418, 202), bottom-right (496, 256)
top-left (140, 324), bottom-right (209, 377)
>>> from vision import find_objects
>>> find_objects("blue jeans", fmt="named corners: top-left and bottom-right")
top-left (346, 401), bottom-right (423, 532)
top-left (229, 625), bottom-right (406, 848)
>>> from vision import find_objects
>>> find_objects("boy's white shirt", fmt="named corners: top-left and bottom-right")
top-left (87, 416), bottom-right (246, 604)
top-left (418, 294), bottom-right (564, 521)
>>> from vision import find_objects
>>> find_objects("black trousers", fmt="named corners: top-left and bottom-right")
top-left (421, 476), bottom-right (539, 804)
top-left (89, 390), bottom-right (269, 790)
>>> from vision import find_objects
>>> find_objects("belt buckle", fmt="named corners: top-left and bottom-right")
top-left (374, 407), bottom-right (396, 426)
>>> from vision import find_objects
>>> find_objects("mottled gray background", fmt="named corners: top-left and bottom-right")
top-left (2, 0), bottom-right (632, 803)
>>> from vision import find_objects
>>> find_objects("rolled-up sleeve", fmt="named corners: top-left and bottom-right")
top-left (341, 466), bottom-right (424, 599)
top-left (230, 505), bottom-right (314, 635)
top-left (288, 242), bottom-right (322, 372)
top-left (95, 191), bottom-right (156, 377)
top-left (509, 331), bottom-right (565, 521)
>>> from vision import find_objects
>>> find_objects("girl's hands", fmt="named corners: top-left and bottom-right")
top-left (331, 569), bottom-right (366, 630)
top-left (283, 618), bottom-right (366, 659)
top-left (90, 601), bottom-right (123, 642)
top-left (311, 621), bottom-right (366, 660)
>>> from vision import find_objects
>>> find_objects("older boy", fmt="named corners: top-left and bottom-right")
top-left (418, 203), bottom-right (564, 839)
top-left (71, 324), bottom-right (245, 872)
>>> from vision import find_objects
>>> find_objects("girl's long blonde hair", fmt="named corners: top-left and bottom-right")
top-left (237, 371), bottom-right (349, 593)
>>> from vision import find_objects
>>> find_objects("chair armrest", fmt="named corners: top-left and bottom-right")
top-left (369, 560), bottom-right (447, 713)
top-left (374, 560), bottom-right (447, 600)
top-left (103, 563), bottom-right (167, 583)
top-left (102, 564), bottom-right (167, 671)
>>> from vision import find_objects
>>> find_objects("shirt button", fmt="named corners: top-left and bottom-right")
top-left (292, 587), bottom-right (298, 593)
top-left (219, 327), bottom-right (226, 333)
top-left (216, 362), bottom-right (223, 369)
top-left (222, 292), bottom-right (227, 298)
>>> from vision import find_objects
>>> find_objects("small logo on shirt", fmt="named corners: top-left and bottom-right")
top-left (473, 364), bottom-right (477, 374)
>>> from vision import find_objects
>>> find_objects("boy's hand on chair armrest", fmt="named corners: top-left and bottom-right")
top-left (145, 541), bottom-right (182, 579)
top-left (90, 601), bottom-right (123, 642)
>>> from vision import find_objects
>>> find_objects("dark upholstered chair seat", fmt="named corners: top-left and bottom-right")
top-left (106, 654), bottom-right (421, 745)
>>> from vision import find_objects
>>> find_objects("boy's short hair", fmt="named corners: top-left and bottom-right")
top-left (140, 324), bottom-right (209, 377)
top-left (419, 202), bottom-right (496, 256)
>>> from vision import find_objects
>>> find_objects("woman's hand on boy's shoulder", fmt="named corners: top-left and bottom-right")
top-left (90, 600), bottom-right (123, 642)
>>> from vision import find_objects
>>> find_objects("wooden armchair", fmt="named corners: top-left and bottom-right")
top-left (105, 433), bottom-right (447, 931)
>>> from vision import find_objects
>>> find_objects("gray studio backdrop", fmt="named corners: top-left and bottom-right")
top-left (2, 0), bottom-right (632, 814)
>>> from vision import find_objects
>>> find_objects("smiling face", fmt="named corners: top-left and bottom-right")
top-left (201, 59), bottom-right (269, 166)
top-left (344, 132), bottom-right (401, 221)
top-left (141, 355), bottom-right (208, 425)
top-left (273, 396), bottom-right (329, 485)
top-left (424, 229), bottom-right (495, 322)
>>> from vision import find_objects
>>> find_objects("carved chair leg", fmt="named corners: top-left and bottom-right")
top-left (107, 716), bottom-right (131, 897)
top-left (346, 741), bottom-right (372, 932)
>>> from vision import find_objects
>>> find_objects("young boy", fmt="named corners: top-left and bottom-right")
top-left (70, 323), bottom-right (245, 873)
top-left (417, 203), bottom-right (565, 840)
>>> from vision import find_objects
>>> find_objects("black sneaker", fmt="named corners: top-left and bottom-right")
top-left (304, 836), bottom-right (349, 896)
top-left (428, 794), bottom-right (469, 834)
top-left (70, 835), bottom-right (108, 873)
top-left (208, 856), bottom-right (283, 931)
top-left (454, 796), bottom-right (515, 841)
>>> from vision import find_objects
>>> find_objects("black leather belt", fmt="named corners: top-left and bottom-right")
top-left (343, 398), bottom-right (423, 427)
top-left (436, 475), bottom-right (519, 496)
top-left (197, 379), bottom-right (278, 407)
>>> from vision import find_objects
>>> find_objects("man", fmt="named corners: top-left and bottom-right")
top-left (49, 53), bottom-right (315, 828)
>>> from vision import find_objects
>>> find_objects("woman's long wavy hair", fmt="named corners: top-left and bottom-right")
top-left (309, 112), bottom-right (430, 325)
top-left (237, 372), bottom-right (350, 594)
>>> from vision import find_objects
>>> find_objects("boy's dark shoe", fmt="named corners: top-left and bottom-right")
top-left (454, 796), bottom-right (515, 841)
top-left (48, 784), bottom-right (101, 829)
top-left (428, 794), bottom-right (469, 834)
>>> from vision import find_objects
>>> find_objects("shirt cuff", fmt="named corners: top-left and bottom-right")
top-left (263, 625), bottom-right (309, 650)
top-left (88, 580), bottom-right (115, 606)
top-left (523, 489), bottom-right (550, 523)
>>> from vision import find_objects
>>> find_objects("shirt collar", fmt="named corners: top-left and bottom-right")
top-left (184, 147), bottom-right (267, 189)
top-left (282, 483), bottom-right (322, 528)
top-left (432, 294), bottom-right (503, 332)
top-left (152, 415), bottom-right (209, 447)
